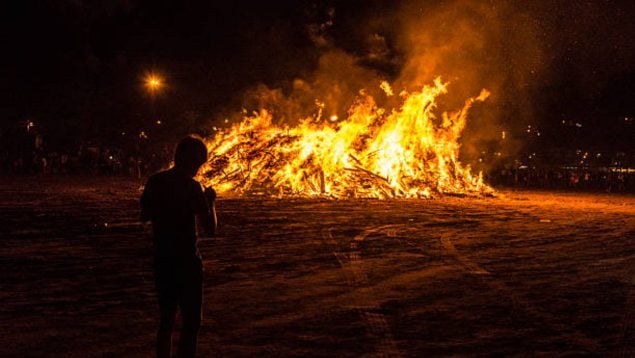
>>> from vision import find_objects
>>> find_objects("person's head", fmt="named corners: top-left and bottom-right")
top-left (174, 136), bottom-right (207, 177)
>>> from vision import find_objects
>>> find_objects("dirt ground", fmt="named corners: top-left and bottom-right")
top-left (1, 177), bottom-right (633, 357)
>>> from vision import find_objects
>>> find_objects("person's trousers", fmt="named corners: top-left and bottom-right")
top-left (154, 257), bottom-right (203, 358)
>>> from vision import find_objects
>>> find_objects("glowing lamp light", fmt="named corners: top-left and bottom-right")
top-left (145, 74), bottom-right (164, 92)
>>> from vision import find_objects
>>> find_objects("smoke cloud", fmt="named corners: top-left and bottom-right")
top-left (234, 0), bottom-right (550, 168)
top-left (392, 0), bottom-right (545, 165)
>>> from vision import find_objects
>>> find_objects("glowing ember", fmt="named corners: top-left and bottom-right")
top-left (199, 78), bottom-right (493, 198)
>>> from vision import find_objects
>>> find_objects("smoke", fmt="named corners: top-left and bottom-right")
top-left (240, 50), bottom-right (381, 125)
top-left (391, 0), bottom-right (545, 166)
top-left (234, 0), bottom-right (548, 169)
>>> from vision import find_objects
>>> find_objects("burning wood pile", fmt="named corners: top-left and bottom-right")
top-left (199, 79), bottom-right (493, 198)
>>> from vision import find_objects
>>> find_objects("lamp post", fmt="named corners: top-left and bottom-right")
top-left (144, 73), bottom-right (164, 95)
top-left (143, 72), bottom-right (165, 129)
top-left (140, 72), bottom-right (167, 174)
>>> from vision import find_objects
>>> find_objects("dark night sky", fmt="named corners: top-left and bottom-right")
top-left (1, 0), bottom-right (634, 157)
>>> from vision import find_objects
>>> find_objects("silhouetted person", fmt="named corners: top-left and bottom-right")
top-left (140, 136), bottom-right (217, 358)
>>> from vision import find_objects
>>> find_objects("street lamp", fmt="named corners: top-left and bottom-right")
top-left (144, 73), bottom-right (164, 94)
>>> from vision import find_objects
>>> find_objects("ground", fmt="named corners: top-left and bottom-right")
top-left (0, 177), bottom-right (633, 357)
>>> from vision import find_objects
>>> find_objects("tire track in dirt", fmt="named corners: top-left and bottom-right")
top-left (333, 222), bottom-right (603, 353)
top-left (322, 227), bottom-right (402, 358)
top-left (437, 229), bottom-right (601, 353)
top-left (439, 234), bottom-right (490, 275)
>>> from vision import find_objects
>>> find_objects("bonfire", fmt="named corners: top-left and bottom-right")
top-left (199, 78), bottom-right (492, 199)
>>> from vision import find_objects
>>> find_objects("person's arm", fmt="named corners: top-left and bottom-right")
top-left (206, 188), bottom-right (218, 235)
top-left (196, 210), bottom-right (216, 237)
top-left (195, 186), bottom-right (217, 237)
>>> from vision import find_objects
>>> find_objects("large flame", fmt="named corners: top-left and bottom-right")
top-left (199, 78), bottom-right (492, 198)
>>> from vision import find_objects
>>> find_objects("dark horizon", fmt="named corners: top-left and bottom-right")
top-left (2, 0), bottom-right (634, 164)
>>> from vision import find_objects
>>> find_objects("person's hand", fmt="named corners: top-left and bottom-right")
top-left (204, 186), bottom-right (216, 203)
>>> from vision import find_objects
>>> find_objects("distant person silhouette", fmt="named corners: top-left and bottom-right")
top-left (140, 136), bottom-right (217, 358)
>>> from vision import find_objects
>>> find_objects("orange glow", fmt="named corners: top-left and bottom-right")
top-left (145, 74), bottom-right (163, 92)
top-left (199, 78), bottom-right (493, 199)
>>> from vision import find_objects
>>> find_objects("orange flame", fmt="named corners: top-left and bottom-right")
top-left (199, 78), bottom-right (492, 198)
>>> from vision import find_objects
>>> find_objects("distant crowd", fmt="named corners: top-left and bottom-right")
top-left (4, 145), bottom-right (632, 193)
top-left (1, 127), bottom-right (633, 193)
top-left (490, 166), bottom-right (633, 193)
top-left (1, 139), bottom-right (172, 178)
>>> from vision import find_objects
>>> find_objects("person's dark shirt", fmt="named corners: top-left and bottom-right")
top-left (140, 168), bottom-right (209, 259)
